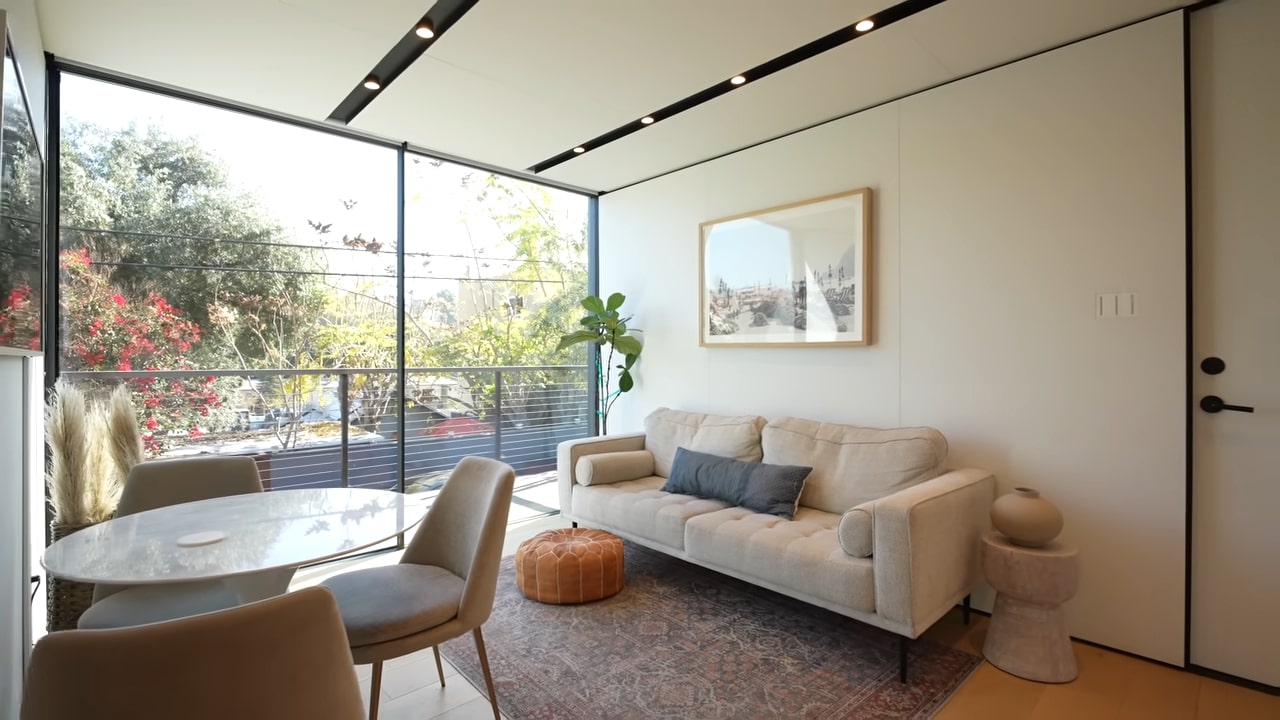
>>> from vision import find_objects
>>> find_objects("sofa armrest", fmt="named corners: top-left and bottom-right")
top-left (871, 468), bottom-right (995, 636)
top-left (557, 433), bottom-right (648, 518)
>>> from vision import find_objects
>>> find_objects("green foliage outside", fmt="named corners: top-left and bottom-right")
top-left (60, 122), bottom-right (327, 368)
top-left (55, 120), bottom-right (590, 448)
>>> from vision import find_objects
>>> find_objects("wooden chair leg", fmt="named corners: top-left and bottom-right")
top-left (369, 661), bottom-right (384, 720)
top-left (473, 627), bottom-right (500, 719)
top-left (432, 645), bottom-right (447, 687)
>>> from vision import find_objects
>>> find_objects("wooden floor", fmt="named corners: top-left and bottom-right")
top-left (924, 610), bottom-right (1280, 719)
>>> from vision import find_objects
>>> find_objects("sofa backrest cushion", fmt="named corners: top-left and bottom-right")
top-left (644, 408), bottom-right (766, 478)
top-left (762, 417), bottom-right (948, 513)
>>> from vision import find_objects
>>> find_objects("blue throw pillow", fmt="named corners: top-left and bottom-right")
top-left (663, 447), bottom-right (812, 520)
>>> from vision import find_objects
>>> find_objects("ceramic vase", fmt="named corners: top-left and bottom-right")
top-left (991, 487), bottom-right (1063, 547)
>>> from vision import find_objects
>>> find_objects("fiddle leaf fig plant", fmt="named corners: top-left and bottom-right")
top-left (557, 292), bottom-right (642, 434)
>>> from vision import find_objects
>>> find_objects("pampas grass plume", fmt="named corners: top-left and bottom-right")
top-left (45, 378), bottom-right (90, 524)
top-left (45, 379), bottom-right (137, 524)
top-left (106, 383), bottom-right (143, 490)
top-left (84, 402), bottom-right (117, 523)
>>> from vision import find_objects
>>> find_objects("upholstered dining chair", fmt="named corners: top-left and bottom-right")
top-left (77, 455), bottom-right (268, 629)
top-left (321, 455), bottom-right (516, 720)
top-left (23, 586), bottom-right (365, 720)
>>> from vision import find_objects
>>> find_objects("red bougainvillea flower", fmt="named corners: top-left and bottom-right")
top-left (50, 249), bottom-right (226, 457)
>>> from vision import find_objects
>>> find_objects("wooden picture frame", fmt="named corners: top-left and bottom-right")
top-left (699, 188), bottom-right (872, 347)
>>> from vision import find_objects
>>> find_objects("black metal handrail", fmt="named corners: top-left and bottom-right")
top-left (62, 365), bottom-right (590, 492)
top-left (60, 365), bottom-right (586, 379)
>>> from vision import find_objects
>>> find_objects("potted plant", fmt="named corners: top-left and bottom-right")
top-left (44, 379), bottom-right (142, 630)
top-left (557, 293), bottom-right (643, 435)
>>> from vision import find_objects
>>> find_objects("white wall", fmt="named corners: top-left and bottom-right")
top-left (0, 5), bottom-right (45, 714)
top-left (0, 355), bottom-right (39, 717)
top-left (600, 14), bottom-right (1186, 664)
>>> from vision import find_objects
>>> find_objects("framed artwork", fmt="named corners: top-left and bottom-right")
top-left (699, 188), bottom-right (872, 348)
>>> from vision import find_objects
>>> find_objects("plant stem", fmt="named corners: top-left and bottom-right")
top-left (600, 337), bottom-right (615, 435)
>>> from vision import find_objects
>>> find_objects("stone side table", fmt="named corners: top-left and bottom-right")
top-left (982, 531), bottom-right (1080, 682)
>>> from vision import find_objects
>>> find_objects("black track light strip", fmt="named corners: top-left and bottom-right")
top-left (529, 0), bottom-right (949, 174)
top-left (328, 0), bottom-right (480, 125)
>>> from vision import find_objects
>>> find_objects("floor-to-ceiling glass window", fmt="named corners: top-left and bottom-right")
top-left (402, 154), bottom-right (590, 521)
top-left (53, 72), bottom-right (591, 515)
top-left (56, 74), bottom-right (400, 492)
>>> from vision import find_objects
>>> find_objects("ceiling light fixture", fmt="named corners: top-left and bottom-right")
top-left (327, 0), bottom-right (480, 125)
top-left (573, 146), bottom-right (586, 154)
top-left (529, 0), bottom-right (952, 176)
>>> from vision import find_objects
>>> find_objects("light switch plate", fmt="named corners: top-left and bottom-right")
top-left (1097, 293), bottom-right (1136, 318)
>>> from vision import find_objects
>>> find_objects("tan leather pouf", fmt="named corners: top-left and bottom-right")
top-left (516, 528), bottom-right (624, 604)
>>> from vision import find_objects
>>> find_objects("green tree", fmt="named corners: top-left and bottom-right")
top-left (411, 171), bottom-right (589, 427)
top-left (59, 121), bottom-right (326, 367)
top-left (55, 248), bottom-right (234, 455)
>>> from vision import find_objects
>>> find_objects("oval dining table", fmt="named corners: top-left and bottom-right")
top-left (42, 487), bottom-right (429, 605)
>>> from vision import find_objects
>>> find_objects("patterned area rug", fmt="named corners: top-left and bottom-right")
top-left (442, 542), bottom-right (980, 719)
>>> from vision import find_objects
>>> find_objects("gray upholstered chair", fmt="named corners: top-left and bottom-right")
top-left (77, 455), bottom-right (269, 629)
top-left (321, 455), bottom-right (516, 720)
top-left (23, 586), bottom-right (365, 720)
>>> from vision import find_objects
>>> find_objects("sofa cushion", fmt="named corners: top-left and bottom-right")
top-left (762, 418), bottom-right (947, 514)
top-left (644, 408), bottom-right (766, 478)
top-left (575, 450), bottom-right (655, 486)
top-left (664, 447), bottom-right (811, 520)
top-left (571, 476), bottom-right (729, 551)
top-left (684, 506), bottom-right (875, 614)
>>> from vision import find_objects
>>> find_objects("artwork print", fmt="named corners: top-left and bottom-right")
top-left (699, 188), bottom-right (872, 347)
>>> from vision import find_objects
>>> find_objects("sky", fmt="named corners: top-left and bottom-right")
top-left (60, 75), bottom-right (589, 300)
top-left (705, 213), bottom-right (859, 292)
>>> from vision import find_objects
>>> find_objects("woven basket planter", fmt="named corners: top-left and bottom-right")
top-left (46, 521), bottom-right (97, 632)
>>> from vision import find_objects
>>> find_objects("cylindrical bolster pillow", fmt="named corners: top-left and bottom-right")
top-left (838, 505), bottom-right (874, 557)
top-left (576, 450), bottom-right (655, 486)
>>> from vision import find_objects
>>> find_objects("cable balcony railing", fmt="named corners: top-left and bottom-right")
top-left (61, 366), bottom-right (591, 507)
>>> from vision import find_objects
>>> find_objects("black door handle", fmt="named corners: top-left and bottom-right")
top-left (1200, 395), bottom-right (1254, 414)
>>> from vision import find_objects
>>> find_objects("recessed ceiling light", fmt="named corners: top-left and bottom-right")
top-left (415, 21), bottom-right (435, 39)
top-left (363, 76), bottom-right (382, 90)
top-left (640, 116), bottom-right (655, 125)
top-left (855, 19), bottom-right (875, 32)
top-left (730, 75), bottom-right (747, 85)
top-left (572, 146), bottom-right (586, 154)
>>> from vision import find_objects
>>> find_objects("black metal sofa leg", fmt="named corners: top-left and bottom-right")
top-left (899, 636), bottom-right (909, 683)
top-left (963, 594), bottom-right (971, 625)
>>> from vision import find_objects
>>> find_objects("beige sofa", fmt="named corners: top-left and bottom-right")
top-left (556, 408), bottom-right (995, 681)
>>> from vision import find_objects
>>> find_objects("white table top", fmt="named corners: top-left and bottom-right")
top-left (42, 488), bottom-right (428, 585)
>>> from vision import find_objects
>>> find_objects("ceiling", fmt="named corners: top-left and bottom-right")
top-left (37, 0), bottom-right (1194, 194)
